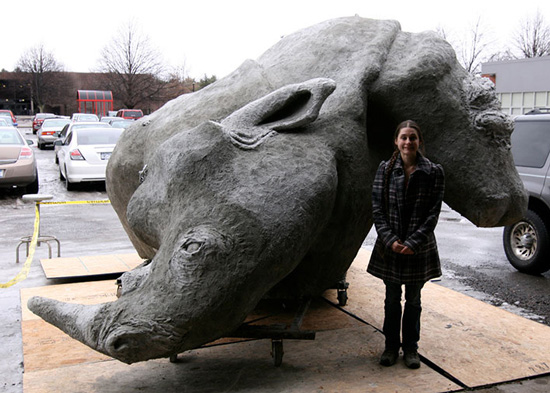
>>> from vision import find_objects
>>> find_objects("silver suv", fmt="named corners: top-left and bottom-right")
top-left (503, 108), bottom-right (550, 274)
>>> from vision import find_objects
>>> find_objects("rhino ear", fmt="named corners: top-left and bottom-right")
top-left (221, 78), bottom-right (336, 132)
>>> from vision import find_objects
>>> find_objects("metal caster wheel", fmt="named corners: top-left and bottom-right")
top-left (271, 339), bottom-right (283, 367)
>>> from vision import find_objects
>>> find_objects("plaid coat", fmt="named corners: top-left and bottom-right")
top-left (367, 154), bottom-right (445, 284)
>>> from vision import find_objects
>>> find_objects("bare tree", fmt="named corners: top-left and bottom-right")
top-left (16, 44), bottom-right (64, 113)
top-left (457, 18), bottom-right (492, 75)
top-left (435, 19), bottom-right (492, 75)
top-left (97, 20), bottom-right (168, 109)
top-left (513, 10), bottom-right (550, 58)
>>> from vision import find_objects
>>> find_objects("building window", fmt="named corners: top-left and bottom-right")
top-left (497, 91), bottom-right (550, 115)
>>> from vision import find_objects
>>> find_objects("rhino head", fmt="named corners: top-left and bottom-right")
top-left (27, 78), bottom-right (348, 363)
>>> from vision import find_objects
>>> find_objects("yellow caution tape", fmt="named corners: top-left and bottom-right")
top-left (0, 204), bottom-right (40, 288)
top-left (1, 199), bottom-right (110, 288)
top-left (39, 200), bottom-right (111, 205)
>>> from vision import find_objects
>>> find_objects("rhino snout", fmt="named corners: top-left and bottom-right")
top-left (105, 324), bottom-right (187, 364)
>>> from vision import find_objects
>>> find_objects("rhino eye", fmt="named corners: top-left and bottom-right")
top-left (138, 164), bottom-right (148, 183)
top-left (181, 241), bottom-right (203, 254)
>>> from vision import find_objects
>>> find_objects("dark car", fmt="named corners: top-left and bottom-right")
top-left (0, 126), bottom-right (38, 193)
top-left (503, 108), bottom-right (550, 274)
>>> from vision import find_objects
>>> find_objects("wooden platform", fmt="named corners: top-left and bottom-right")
top-left (20, 249), bottom-right (550, 392)
top-left (39, 253), bottom-right (144, 279)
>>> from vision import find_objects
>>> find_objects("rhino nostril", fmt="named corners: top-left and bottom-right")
top-left (112, 337), bottom-right (130, 352)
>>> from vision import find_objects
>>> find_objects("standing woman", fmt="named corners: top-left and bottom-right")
top-left (367, 120), bottom-right (445, 369)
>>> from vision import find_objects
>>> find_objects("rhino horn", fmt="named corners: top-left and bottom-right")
top-left (27, 296), bottom-right (105, 351)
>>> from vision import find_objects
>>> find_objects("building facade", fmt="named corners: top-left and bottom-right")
top-left (481, 56), bottom-right (550, 116)
top-left (0, 71), bottom-right (193, 116)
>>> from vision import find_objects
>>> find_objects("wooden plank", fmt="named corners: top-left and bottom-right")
top-left (325, 248), bottom-right (550, 387)
top-left (21, 280), bottom-right (117, 372)
top-left (23, 326), bottom-right (460, 393)
top-left (20, 280), bottom-right (117, 321)
top-left (24, 246), bottom-right (550, 391)
top-left (40, 253), bottom-right (144, 279)
top-left (21, 279), bottom-right (459, 393)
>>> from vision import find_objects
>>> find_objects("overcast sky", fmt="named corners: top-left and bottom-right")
top-left (3, 0), bottom-right (549, 79)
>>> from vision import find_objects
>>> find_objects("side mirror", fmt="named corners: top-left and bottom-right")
top-left (54, 140), bottom-right (62, 146)
top-left (26, 140), bottom-right (34, 145)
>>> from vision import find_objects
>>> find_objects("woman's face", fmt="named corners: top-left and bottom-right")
top-left (395, 127), bottom-right (420, 157)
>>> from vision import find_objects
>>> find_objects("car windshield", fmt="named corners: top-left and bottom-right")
top-left (0, 119), bottom-right (9, 126)
top-left (511, 120), bottom-right (550, 168)
top-left (76, 129), bottom-right (123, 145)
top-left (110, 121), bottom-right (133, 129)
top-left (75, 114), bottom-right (99, 122)
top-left (72, 123), bottom-right (112, 130)
top-left (43, 119), bottom-right (70, 127)
top-left (0, 128), bottom-right (24, 145)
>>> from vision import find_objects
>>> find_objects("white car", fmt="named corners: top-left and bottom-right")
top-left (37, 117), bottom-right (71, 149)
top-left (0, 118), bottom-right (13, 127)
top-left (55, 127), bottom-right (123, 190)
top-left (71, 113), bottom-right (100, 122)
top-left (54, 122), bottom-right (113, 163)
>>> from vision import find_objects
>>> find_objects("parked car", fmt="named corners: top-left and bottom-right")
top-left (0, 112), bottom-right (17, 127)
top-left (0, 126), bottom-right (39, 194)
top-left (0, 109), bottom-right (17, 126)
top-left (503, 108), bottom-right (550, 274)
top-left (55, 127), bottom-right (123, 190)
top-left (32, 113), bottom-right (55, 134)
top-left (108, 119), bottom-right (134, 129)
top-left (116, 109), bottom-right (143, 120)
top-left (0, 118), bottom-right (12, 127)
top-left (71, 113), bottom-right (100, 122)
top-left (37, 117), bottom-right (71, 149)
top-left (54, 122), bottom-right (113, 163)
top-left (100, 116), bottom-right (118, 123)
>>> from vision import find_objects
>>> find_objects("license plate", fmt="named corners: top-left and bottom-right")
top-left (100, 152), bottom-right (112, 160)
top-left (0, 169), bottom-right (4, 178)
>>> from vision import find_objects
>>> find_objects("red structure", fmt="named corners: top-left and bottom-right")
top-left (76, 90), bottom-right (114, 117)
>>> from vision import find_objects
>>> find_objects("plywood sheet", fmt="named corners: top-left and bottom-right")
top-left (20, 280), bottom-right (117, 321)
top-left (325, 248), bottom-right (550, 387)
top-left (40, 253), bottom-right (144, 278)
top-left (23, 326), bottom-right (460, 393)
top-left (21, 280), bottom-right (117, 372)
top-left (21, 279), bottom-right (460, 393)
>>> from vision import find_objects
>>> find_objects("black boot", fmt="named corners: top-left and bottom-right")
top-left (379, 349), bottom-right (399, 366)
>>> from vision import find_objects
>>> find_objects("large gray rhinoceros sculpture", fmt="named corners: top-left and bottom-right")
top-left (28, 16), bottom-right (527, 364)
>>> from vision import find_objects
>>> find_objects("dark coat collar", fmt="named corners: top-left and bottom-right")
top-left (393, 152), bottom-right (432, 175)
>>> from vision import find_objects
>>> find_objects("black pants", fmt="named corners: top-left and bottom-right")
top-left (383, 281), bottom-right (424, 351)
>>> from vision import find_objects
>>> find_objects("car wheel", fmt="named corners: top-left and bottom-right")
top-left (64, 167), bottom-right (76, 191)
top-left (59, 166), bottom-right (65, 181)
top-left (37, 141), bottom-right (43, 150)
top-left (26, 172), bottom-right (39, 194)
top-left (503, 209), bottom-right (550, 274)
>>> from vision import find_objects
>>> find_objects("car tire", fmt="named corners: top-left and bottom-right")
top-left (64, 167), bottom-right (76, 191)
top-left (503, 209), bottom-right (550, 274)
top-left (37, 141), bottom-right (43, 150)
top-left (59, 166), bottom-right (65, 181)
top-left (25, 172), bottom-right (39, 194)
